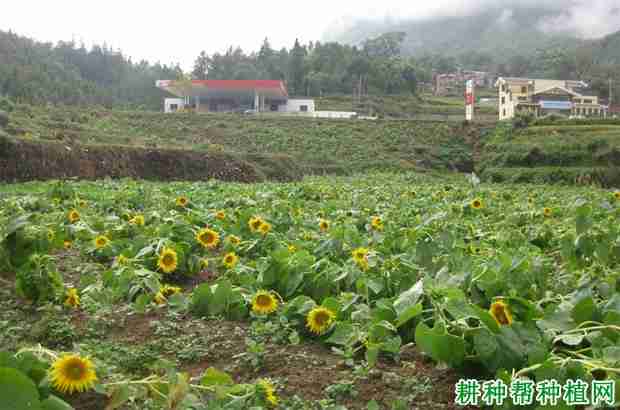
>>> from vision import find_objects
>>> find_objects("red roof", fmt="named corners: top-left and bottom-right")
top-left (156, 79), bottom-right (288, 98)
top-left (190, 80), bottom-right (284, 90)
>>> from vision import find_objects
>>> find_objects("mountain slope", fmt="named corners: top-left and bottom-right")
top-left (326, 5), bottom-right (618, 61)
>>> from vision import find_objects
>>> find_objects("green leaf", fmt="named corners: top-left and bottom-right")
top-left (209, 280), bottom-right (232, 315)
top-left (414, 322), bottom-right (465, 367)
top-left (393, 280), bottom-right (423, 318)
top-left (367, 400), bottom-right (380, 410)
top-left (326, 323), bottom-right (357, 346)
top-left (571, 296), bottom-right (596, 325)
top-left (41, 396), bottom-right (73, 410)
top-left (0, 367), bottom-right (42, 410)
top-left (200, 368), bottom-right (234, 387)
top-left (105, 384), bottom-right (129, 410)
top-left (395, 302), bottom-right (423, 328)
top-left (365, 346), bottom-right (379, 368)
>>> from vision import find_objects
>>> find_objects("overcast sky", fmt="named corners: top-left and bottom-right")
top-left (1, 0), bottom-right (619, 70)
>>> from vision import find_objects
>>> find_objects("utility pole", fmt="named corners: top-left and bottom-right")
top-left (609, 78), bottom-right (613, 106)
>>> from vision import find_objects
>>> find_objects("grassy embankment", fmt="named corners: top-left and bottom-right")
top-left (1, 103), bottom-right (473, 179)
top-left (478, 119), bottom-right (620, 186)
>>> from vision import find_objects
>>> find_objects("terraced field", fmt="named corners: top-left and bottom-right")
top-left (1, 173), bottom-right (618, 409)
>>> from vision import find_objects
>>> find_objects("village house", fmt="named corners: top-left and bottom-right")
top-left (495, 77), bottom-right (608, 121)
top-left (433, 70), bottom-right (493, 96)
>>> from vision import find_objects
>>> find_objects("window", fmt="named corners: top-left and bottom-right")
top-left (518, 96), bottom-right (527, 101)
top-left (521, 86), bottom-right (527, 94)
top-left (503, 109), bottom-right (506, 117)
top-left (583, 99), bottom-right (593, 104)
top-left (270, 104), bottom-right (279, 112)
top-left (501, 96), bottom-right (506, 105)
top-left (169, 104), bottom-right (178, 112)
top-left (300, 105), bottom-right (308, 112)
top-left (500, 84), bottom-right (505, 92)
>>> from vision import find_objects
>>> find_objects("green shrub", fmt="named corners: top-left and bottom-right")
top-left (15, 254), bottom-right (63, 304)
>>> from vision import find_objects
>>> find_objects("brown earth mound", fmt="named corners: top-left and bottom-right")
top-left (0, 136), bottom-right (301, 183)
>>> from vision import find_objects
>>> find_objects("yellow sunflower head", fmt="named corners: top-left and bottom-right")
top-left (471, 198), bottom-right (483, 210)
top-left (251, 290), bottom-right (279, 315)
top-left (155, 285), bottom-right (182, 304)
top-left (94, 235), bottom-right (109, 249)
top-left (157, 247), bottom-right (178, 273)
top-left (249, 216), bottom-right (264, 232)
top-left (117, 255), bottom-right (129, 265)
top-left (215, 210), bottom-right (226, 220)
top-left (543, 207), bottom-right (552, 217)
top-left (222, 252), bottom-right (238, 269)
top-left (47, 229), bottom-right (55, 242)
top-left (489, 300), bottom-right (513, 326)
top-left (68, 209), bottom-right (80, 224)
top-left (227, 235), bottom-right (241, 246)
top-left (176, 196), bottom-right (189, 207)
top-left (258, 222), bottom-right (272, 236)
top-left (256, 378), bottom-right (278, 407)
top-left (63, 240), bottom-right (72, 250)
top-left (78, 199), bottom-right (87, 208)
top-left (319, 219), bottom-right (330, 232)
top-left (196, 228), bottom-right (220, 249)
top-left (352, 247), bottom-right (369, 262)
top-left (200, 258), bottom-right (209, 269)
top-left (49, 355), bottom-right (97, 395)
top-left (306, 306), bottom-right (336, 335)
top-left (613, 191), bottom-right (620, 200)
top-left (288, 244), bottom-right (297, 253)
top-left (129, 214), bottom-right (145, 226)
top-left (64, 288), bottom-right (80, 308)
top-left (371, 216), bottom-right (383, 230)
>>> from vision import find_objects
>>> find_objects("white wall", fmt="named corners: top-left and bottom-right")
top-left (164, 98), bottom-right (185, 113)
top-left (284, 99), bottom-right (315, 113)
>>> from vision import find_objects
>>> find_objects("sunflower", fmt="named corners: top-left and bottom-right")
top-left (68, 209), bottom-right (80, 224)
top-left (157, 247), bottom-right (178, 273)
top-left (543, 207), bottom-right (553, 217)
top-left (94, 235), bottom-right (110, 249)
top-left (471, 198), bottom-right (483, 210)
top-left (226, 235), bottom-right (241, 246)
top-left (155, 284), bottom-right (182, 304)
top-left (49, 355), bottom-right (98, 395)
top-left (176, 196), bottom-right (189, 207)
top-left (256, 378), bottom-right (278, 407)
top-left (222, 252), bottom-right (238, 269)
top-left (489, 300), bottom-right (513, 326)
top-left (129, 214), bottom-right (145, 226)
top-left (196, 228), bottom-right (220, 249)
top-left (249, 216), bottom-right (264, 232)
top-left (78, 199), bottom-right (87, 208)
top-left (319, 219), bottom-right (330, 232)
top-left (258, 222), bottom-right (272, 236)
top-left (306, 306), bottom-right (336, 335)
top-left (614, 191), bottom-right (620, 200)
top-left (64, 288), bottom-right (80, 308)
top-left (63, 240), bottom-right (72, 250)
top-left (371, 216), bottom-right (383, 231)
top-left (352, 247), bottom-right (370, 271)
top-left (116, 255), bottom-right (129, 265)
top-left (215, 210), bottom-right (226, 220)
top-left (47, 229), bottom-right (55, 241)
top-left (288, 244), bottom-right (297, 253)
top-left (251, 290), bottom-right (279, 314)
top-left (200, 258), bottom-right (209, 269)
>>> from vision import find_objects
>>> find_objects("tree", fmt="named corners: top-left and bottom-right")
top-left (288, 39), bottom-right (306, 95)
top-left (192, 51), bottom-right (208, 80)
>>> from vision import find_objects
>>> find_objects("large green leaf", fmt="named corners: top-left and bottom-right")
top-left (414, 322), bottom-right (465, 367)
top-left (40, 396), bottom-right (73, 410)
top-left (200, 368), bottom-right (234, 387)
top-left (0, 367), bottom-right (42, 410)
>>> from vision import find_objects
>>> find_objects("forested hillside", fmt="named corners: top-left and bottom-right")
top-left (0, 30), bottom-right (182, 109)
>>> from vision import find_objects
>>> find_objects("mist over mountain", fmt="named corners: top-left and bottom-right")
top-left (324, 1), bottom-right (620, 61)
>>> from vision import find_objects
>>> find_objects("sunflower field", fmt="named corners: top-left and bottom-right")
top-left (0, 173), bottom-right (619, 409)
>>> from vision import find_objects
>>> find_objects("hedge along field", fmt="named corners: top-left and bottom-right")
top-left (478, 121), bottom-right (620, 186)
top-left (0, 173), bottom-right (619, 409)
top-left (3, 105), bottom-right (474, 175)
